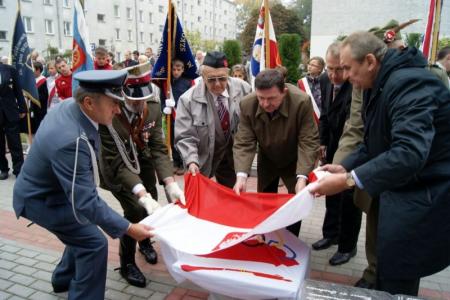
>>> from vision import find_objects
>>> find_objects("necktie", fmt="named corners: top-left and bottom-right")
top-left (217, 95), bottom-right (230, 138)
top-left (332, 85), bottom-right (341, 102)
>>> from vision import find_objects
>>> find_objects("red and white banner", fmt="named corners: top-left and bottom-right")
top-left (142, 174), bottom-right (314, 299)
top-left (297, 77), bottom-right (320, 124)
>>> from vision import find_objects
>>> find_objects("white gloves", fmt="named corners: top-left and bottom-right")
top-left (163, 107), bottom-right (172, 115)
top-left (138, 193), bottom-right (161, 215)
top-left (165, 98), bottom-right (176, 108)
top-left (165, 182), bottom-right (186, 205)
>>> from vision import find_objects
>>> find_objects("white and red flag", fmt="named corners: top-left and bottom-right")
top-left (297, 78), bottom-right (321, 124)
top-left (421, 0), bottom-right (443, 62)
top-left (142, 174), bottom-right (314, 299)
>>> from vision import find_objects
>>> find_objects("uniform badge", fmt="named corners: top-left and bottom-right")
top-left (384, 30), bottom-right (396, 43)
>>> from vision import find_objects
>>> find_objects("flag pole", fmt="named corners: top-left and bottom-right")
top-left (264, 0), bottom-right (270, 69)
top-left (430, 0), bottom-right (442, 63)
top-left (166, 0), bottom-right (173, 155)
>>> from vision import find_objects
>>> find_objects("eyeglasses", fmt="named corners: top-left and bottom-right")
top-left (206, 76), bottom-right (228, 84)
top-left (308, 63), bottom-right (322, 68)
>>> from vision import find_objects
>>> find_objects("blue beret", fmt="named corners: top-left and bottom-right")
top-left (74, 70), bottom-right (128, 101)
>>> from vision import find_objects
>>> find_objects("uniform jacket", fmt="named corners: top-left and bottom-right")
top-left (0, 64), bottom-right (27, 123)
top-left (233, 83), bottom-right (319, 179)
top-left (13, 99), bottom-right (129, 238)
top-left (55, 74), bottom-right (72, 100)
top-left (319, 77), bottom-right (352, 163)
top-left (99, 99), bottom-right (173, 193)
top-left (175, 77), bottom-right (251, 176)
top-left (342, 48), bottom-right (450, 279)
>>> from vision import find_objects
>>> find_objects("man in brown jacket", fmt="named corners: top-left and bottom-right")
top-left (233, 69), bottom-right (319, 236)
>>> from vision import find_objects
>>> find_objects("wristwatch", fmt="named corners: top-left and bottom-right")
top-left (345, 172), bottom-right (356, 188)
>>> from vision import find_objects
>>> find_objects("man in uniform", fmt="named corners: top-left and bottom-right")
top-left (175, 51), bottom-right (251, 187)
top-left (99, 62), bottom-right (185, 287)
top-left (232, 69), bottom-right (319, 236)
top-left (13, 70), bottom-right (153, 299)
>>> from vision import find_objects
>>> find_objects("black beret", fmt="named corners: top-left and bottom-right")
top-left (203, 51), bottom-right (229, 68)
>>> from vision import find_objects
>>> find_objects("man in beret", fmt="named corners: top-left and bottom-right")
top-left (13, 70), bottom-right (153, 299)
top-left (175, 51), bottom-right (251, 187)
top-left (99, 63), bottom-right (185, 287)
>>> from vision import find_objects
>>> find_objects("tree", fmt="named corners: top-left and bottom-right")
top-left (279, 33), bottom-right (302, 84)
top-left (291, 0), bottom-right (312, 39)
top-left (439, 37), bottom-right (450, 49)
top-left (405, 33), bottom-right (422, 48)
top-left (185, 30), bottom-right (221, 53)
top-left (240, 2), bottom-right (304, 56)
top-left (222, 40), bottom-right (242, 67)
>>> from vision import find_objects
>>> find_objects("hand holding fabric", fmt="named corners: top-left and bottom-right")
top-left (165, 99), bottom-right (176, 108)
top-left (188, 163), bottom-right (199, 176)
top-left (233, 176), bottom-right (247, 195)
top-left (165, 182), bottom-right (186, 205)
top-left (138, 193), bottom-right (161, 215)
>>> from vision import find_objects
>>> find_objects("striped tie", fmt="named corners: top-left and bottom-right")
top-left (217, 95), bottom-right (230, 138)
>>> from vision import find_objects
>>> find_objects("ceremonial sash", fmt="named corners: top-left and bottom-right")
top-left (298, 77), bottom-right (320, 124)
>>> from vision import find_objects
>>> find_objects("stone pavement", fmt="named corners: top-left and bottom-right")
top-left (1, 162), bottom-right (449, 299)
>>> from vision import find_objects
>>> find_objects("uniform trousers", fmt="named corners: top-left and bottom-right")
top-left (0, 111), bottom-right (24, 175)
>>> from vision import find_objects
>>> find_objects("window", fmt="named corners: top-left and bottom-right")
top-left (43, 0), bottom-right (51, 5)
top-left (149, 33), bottom-right (153, 43)
top-left (63, 21), bottom-right (71, 36)
top-left (127, 29), bottom-right (132, 41)
top-left (198, 16), bottom-right (201, 22)
top-left (140, 31), bottom-right (144, 43)
top-left (116, 52), bottom-right (121, 62)
top-left (97, 14), bottom-right (105, 22)
top-left (23, 16), bottom-right (33, 32)
top-left (224, 23), bottom-right (227, 29)
top-left (139, 10), bottom-right (143, 22)
top-left (114, 5), bottom-right (119, 17)
top-left (99, 39), bottom-right (106, 46)
top-left (45, 19), bottom-right (54, 34)
top-left (126, 7), bottom-right (132, 20)
top-left (115, 28), bottom-right (120, 40)
top-left (149, 12), bottom-right (153, 24)
top-left (197, 0), bottom-right (200, 5)
top-left (63, 0), bottom-right (70, 8)
top-left (0, 31), bottom-right (6, 40)
top-left (159, 25), bottom-right (163, 32)
top-left (158, 5), bottom-right (163, 13)
top-left (0, 0), bottom-right (4, 6)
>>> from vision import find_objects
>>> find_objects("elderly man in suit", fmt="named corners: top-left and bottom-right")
top-left (310, 31), bottom-right (450, 296)
top-left (13, 70), bottom-right (153, 299)
top-left (175, 51), bottom-right (251, 188)
top-left (0, 62), bottom-right (27, 179)
top-left (312, 42), bottom-right (362, 266)
top-left (233, 69), bottom-right (319, 237)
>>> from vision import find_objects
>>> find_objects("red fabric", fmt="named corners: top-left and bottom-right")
top-left (55, 74), bottom-right (72, 100)
top-left (36, 77), bottom-right (46, 89)
top-left (184, 173), bottom-right (293, 229)
top-left (94, 61), bottom-right (113, 70)
top-left (269, 40), bottom-right (282, 68)
top-left (422, 0), bottom-right (436, 59)
top-left (297, 79), bottom-right (306, 92)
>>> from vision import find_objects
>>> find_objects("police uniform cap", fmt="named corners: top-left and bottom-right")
top-left (74, 70), bottom-right (128, 101)
top-left (203, 51), bottom-right (229, 68)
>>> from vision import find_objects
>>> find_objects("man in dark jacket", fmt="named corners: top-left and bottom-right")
top-left (0, 63), bottom-right (27, 179)
top-left (312, 42), bottom-right (362, 266)
top-left (310, 31), bottom-right (450, 296)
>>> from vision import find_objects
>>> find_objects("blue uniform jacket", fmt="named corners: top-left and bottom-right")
top-left (13, 99), bottom-right (129, 238)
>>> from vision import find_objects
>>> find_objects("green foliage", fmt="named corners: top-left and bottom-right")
top-left (279, 33), bottom-right (302, 84)
top-left (240, 2), bottom-right (304, 56)
top-left (405, 33), bottom-right (422, 48)
top-left (290, 0), bottom-right (312, 39)
top-left (222, 40), bottom-right (242, 67)
top-left (439, 37), bottom-right (450, 49)
top-left (185, 30), bottom-right (222, 53)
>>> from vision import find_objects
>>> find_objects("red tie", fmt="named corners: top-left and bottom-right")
top-left (217, 95), bottom-right (230, 138)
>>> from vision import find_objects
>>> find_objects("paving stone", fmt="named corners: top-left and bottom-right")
top-left (15, 249), bottom-right (38, 259)
top-left (34, 262), bottom-right (55, 272)
top-left (105, 278), bottom-right (128, 291)
top-left (148, 292), bottom-right (167, 300)
top-left (35, 254), bottom-right (58, 264)
top-left (12, 265), bottom-right (36, 276)
top-left (0, 245), bottom-right (21, 254)
top-left (0, 290), bottom-right (12, 300)
top-left (30, 280), bottom-right (53, 292)
top-left (0, 279), bottom-right (13, 290)
top-left (0, 269), bottom-right (14, 280)
top-left (14, 257), bottom-right (37, 267)
top-left (105, 289), bottom-right (132, 300)
top-left (28, 291), bottom-right (60, 300)
top-left (0, 259), bottom-right (17, 270)
top-left (123, 286), bottom-right (153, 298)
top-left (6, 284), bottom-right (34, 298)
top-left (148, 282), bottom-right (173, 293)
top-left (0, 252), bottom-right (19, 262)
top-left (130, 296), bottom-right (147, 300)
top-left (9, 274), bottom-right (35, 286)
top-left (8, 296), bottom-right (27, 300)
top-left (32, 270), bottom-right (52, 282)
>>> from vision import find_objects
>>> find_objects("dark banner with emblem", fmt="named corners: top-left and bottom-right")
top-left (11, 10), bottom-right (40, 107)
top-left (151, 5), bottom-right (198, 80)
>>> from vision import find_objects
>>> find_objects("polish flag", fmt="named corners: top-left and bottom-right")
top-left (141, 174), bottom-right (314, 299)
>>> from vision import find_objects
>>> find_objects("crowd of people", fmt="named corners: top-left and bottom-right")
top-left (1, 17), bottom-right (450, 300)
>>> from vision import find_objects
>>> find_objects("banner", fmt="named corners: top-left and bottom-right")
top-left (11, 9), bottom-right (39, 107)
top-left (72, 0), bottom-right (93, 93)
top-left (141, 174), bottom-right (314, 299)
top-left (151, 3), bottom-right (197, 80)
top-left (421, 0), bottom-right (443, 62)
top-left (250, 1), bottom-right (282, 80)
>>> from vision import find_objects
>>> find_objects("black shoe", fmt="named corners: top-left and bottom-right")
top-left (329, 248), bottom-right (357, 266)
top-left (119, 263), bottom-right (146, 287)
top-left (354, 277), bottom-right (375, 289)
top-left (0, 171), bottom-right (8, 180)
top-left (312, 238), bottom-right (338, 250)
top-left (139, 244), bottom-right (158, 264)
top-left (52, 282), bottom-right (69, 293)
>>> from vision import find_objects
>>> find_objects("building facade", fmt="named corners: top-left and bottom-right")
top-left (0, 0), bottom-right (237, 62)
top-left (310, 0), bottom-right (450, 58)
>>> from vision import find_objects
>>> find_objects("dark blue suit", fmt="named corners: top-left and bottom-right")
top-left (13, 99), bottom-right (129, 299)
top-left (0, 64), bottom-right (27, 175)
